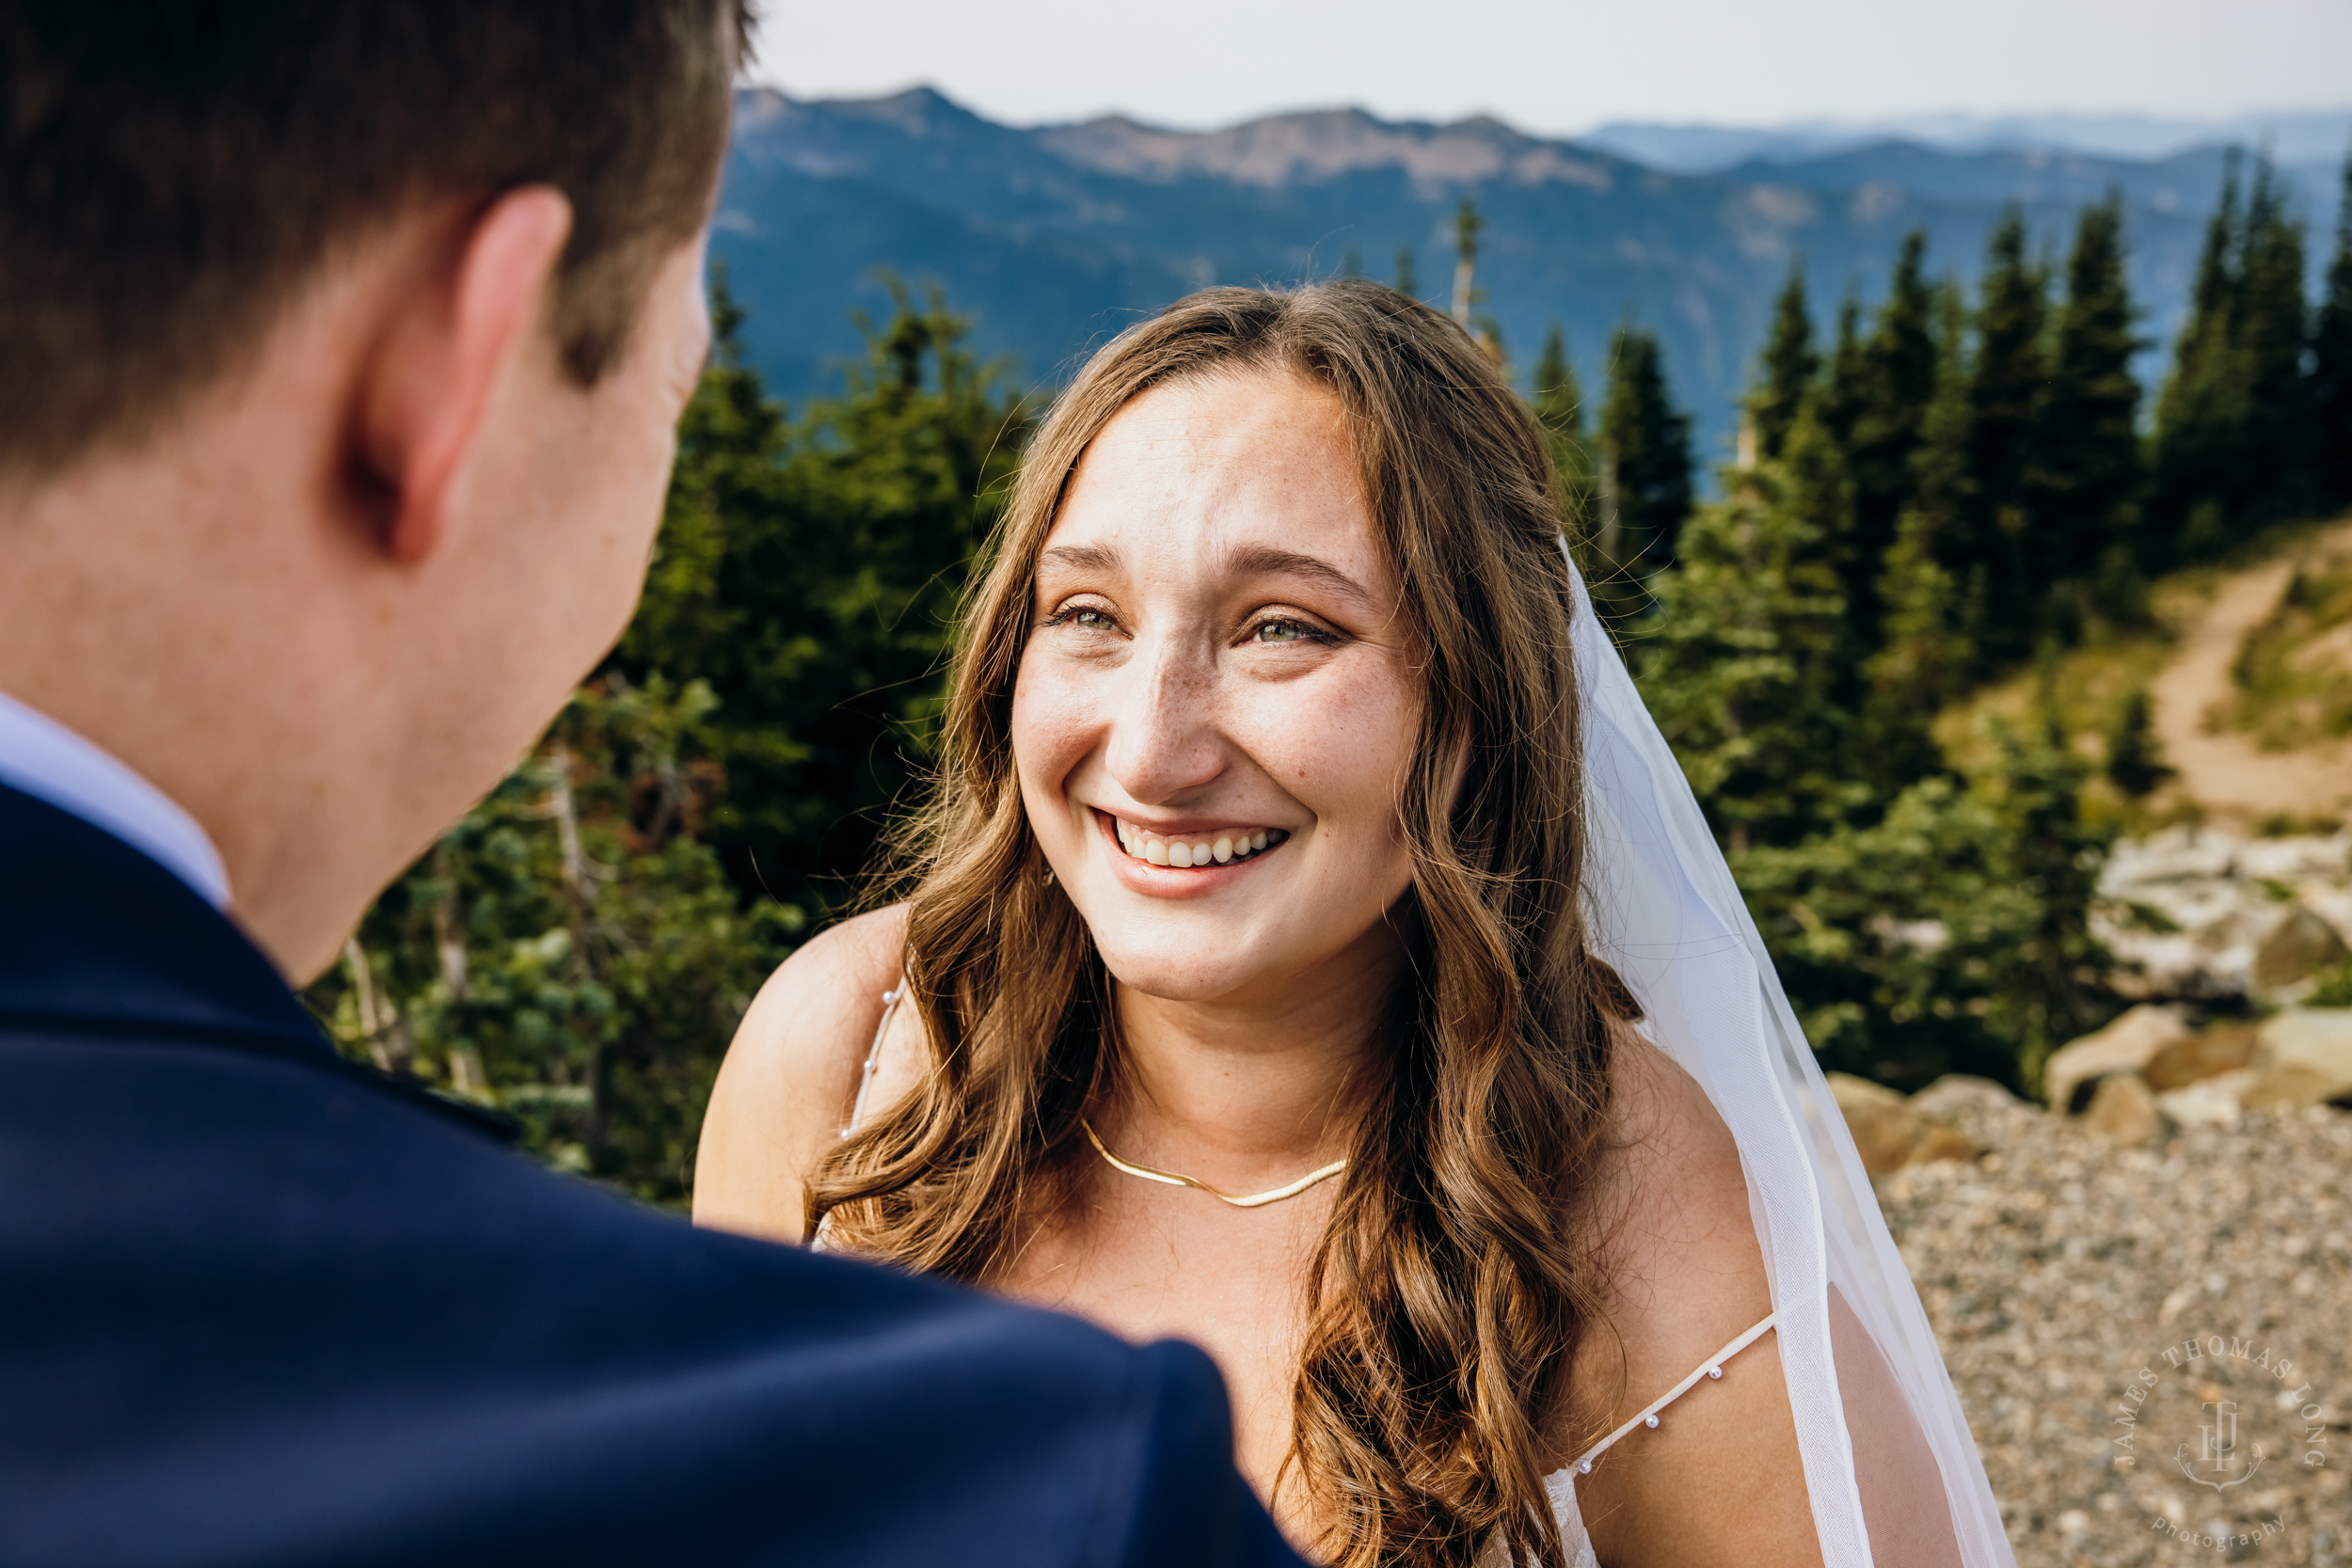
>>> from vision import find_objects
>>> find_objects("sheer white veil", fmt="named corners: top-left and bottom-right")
top-left (1560, 542), bottom-right (2012, 1568)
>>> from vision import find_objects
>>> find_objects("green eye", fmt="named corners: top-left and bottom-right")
top-left (1257, 620), bottom-right (1305, 643)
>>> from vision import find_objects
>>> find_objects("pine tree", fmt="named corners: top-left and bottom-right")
top-left (621, 273), bottom-right (1028, 916)
top-left (2105, 689), bottom-right (2171, 797)
top-left (1637, 408), bottom-right (1864, 853)
top-left (1876, 285), bottom-right (1979, 723)
top-left (1965, 208), bottom-right (2050, 644)
top-left (2151, 152), bottom-right (2248, 562)
top-left (2236, 158), bottom-right (2312, 516)
top-left (1840, 231), bottom-right (1939, 637)
top-left (1597, 323), bottom-right (1694, 574)
top-left (2315, 149), bottom-right (2352, 512)
top-left (1531, 325), bottom-right (1593, 520)
top-left (2034, 193), bottom-right (2145, 606)
top-left (1751, 260), bottom-right (1818, 462)
top-left (1818, 295), bottom-right (1867, 455)
top-left (1394, 245), bottom-right (1420, 299)
top-left (1452, 198), bottom-right (1483, 326)
top-left (2148, 152), bottom-right (2312, 560)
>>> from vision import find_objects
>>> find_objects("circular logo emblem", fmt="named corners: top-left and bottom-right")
top-left (2109, 1331), bottom-right (2332, 1552)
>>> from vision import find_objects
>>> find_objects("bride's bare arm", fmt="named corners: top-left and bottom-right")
top-left (1570, 1030), bottom-right (1961, 1568)
top-left (691, 905), bottom-right (908, 1243)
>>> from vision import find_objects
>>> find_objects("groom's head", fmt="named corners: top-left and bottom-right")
top-left (0, 2), bottom-right (749, 981)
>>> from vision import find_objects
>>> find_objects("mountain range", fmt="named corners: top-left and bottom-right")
top-left (709, 87), bottom-right (2345, 466)
top-left (1579, 108), bottom-right (2352, 173)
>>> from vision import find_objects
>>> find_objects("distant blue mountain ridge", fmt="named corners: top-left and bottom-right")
top-left (709, 87), bottom-right (2346, 467)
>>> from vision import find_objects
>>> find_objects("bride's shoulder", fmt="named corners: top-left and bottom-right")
top-left (1583, 1019), bottom-right (1763, 1313)
top-left (1559, 1022), bottom-right (1812, 1564)
top-left (692, 904), bottom-right (909, 1243)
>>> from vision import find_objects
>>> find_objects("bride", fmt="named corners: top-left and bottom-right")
top-left (694, 281), bottom-right (2010, 1568)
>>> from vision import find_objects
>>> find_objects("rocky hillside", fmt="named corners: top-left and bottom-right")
top-left (1865, 1078), bottom-right (2352, 1565)
top-left (1837, 523), bottom-right (2352, 1562)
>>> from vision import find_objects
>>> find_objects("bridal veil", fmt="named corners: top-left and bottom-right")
top-left (1562, 544), bottom-right (2014, 1568)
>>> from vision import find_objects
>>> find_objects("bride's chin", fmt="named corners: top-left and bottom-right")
top-left (1091, 942), bottom-right (1273, 1006)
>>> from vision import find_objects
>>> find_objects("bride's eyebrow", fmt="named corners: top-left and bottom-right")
top-left (1038, 543), bottom-right (1120, 577)
top-left (1224, 543), bottom-right (1374, 612)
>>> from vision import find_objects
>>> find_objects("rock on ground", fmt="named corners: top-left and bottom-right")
top-left (1878, 1088), bottom-right (2352, 1566)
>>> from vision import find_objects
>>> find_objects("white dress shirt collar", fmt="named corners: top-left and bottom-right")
top-left (0, 689), bottom-right (231, 910)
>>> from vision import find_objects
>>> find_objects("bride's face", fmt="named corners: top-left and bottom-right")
top-left (1010, 369), bottom-right (1421, 1005)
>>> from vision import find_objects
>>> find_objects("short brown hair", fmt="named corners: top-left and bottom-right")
top-left (0, 1), bottom-right (750, 480)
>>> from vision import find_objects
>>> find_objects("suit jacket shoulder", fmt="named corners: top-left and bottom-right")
top-left (0, 784), bottom-right (1297, 1568)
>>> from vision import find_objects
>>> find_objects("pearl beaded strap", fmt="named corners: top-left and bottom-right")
top-left (1571, 1312), bottom-right (1777, 1476)
top-left (839, 985), bottom-right (902, 1142)
top-left (810, 984), bottom-right (903, 1252)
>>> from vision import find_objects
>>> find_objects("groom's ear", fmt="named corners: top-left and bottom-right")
top-left (347, 186), bottom-right (574, 565)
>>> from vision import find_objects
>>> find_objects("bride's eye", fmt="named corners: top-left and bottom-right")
top-left (1043, 603), bottom-right (1120, 634)
top-left (1249, 617), bottom-right (1332, 645)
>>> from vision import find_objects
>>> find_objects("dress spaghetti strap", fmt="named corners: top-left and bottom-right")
top-left (1561, 1312), bottom-right (1777, 1478)
top-left (809, 982), bottom-right (904, 1253)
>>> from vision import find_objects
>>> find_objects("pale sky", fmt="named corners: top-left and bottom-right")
top-left (748, 0), bottom-right (2352, 135)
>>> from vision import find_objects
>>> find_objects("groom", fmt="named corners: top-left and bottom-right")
top-left (0, 5), bottom-right (1296, 1565)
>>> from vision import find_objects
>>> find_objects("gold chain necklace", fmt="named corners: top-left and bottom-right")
top-left (1080, 1118), bottom-right (1347, 1209)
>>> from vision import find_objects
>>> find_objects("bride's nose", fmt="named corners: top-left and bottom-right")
top-left (1102, 640), bottom-right (1226, 804)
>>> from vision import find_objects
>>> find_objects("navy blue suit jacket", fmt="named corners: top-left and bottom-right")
top-left (0, 784), bottom-right (1303, 1567)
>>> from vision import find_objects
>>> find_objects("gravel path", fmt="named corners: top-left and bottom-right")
top-left (2147, 521), bottom-right (2352, 824)
top-left (1880, 1081), bottom-right (2352, 1566)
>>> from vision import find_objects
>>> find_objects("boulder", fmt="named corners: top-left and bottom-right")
top-left (2141, 1022), bottom-right (2256, 1091)
top-left (2154, 1069), bottom-right (2258, 1128)
top-left (1827, 1073), bottom-right (1978, 1178)
top-left (2084, 1072), bottom-right (2163, 1146)
top-left (1910, 1074), bottom-right (2023, 1120)
top-left (2249, 1008), bottom-right (2352, 1108)
top-left (2253, 906), bottom-right (2350, 989)
top-left (2044, 1006), bottom-right (2192, 1114)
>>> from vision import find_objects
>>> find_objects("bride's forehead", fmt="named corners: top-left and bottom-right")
top-left (1078, 370), bottom-right (1351, 475)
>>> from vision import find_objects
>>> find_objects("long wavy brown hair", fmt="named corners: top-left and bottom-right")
top-left (807, 279), bottom-right (1629, 1567)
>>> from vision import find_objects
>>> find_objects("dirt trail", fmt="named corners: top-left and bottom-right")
top-left (2148, 524), bottom-right (2352, 822)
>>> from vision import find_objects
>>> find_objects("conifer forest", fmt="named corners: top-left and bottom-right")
top-left (306, 150), bottom-right (2352, 1207)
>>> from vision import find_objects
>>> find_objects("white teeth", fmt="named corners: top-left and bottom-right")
top-left (1115, 819), bottom-right (1284, 868)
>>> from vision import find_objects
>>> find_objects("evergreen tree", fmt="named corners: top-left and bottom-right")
top-left (2034, 193), bottom-right (2145, 607)
top-left (2314, 150), bottom-right (2352, 512)
top-left (1965, 208), bottom-right (2050, 645)
top-left (2237, 157), bottom-right (2312, 515)
top-left (2105, 689), bottom-right (2171, 798)
top-left (1531, 325), bottom-right (1593, 518)
top-left (1750, 260), bottom-right (1818, 462)
top-left (620, 273), bottom-right (1028, 918)
top-left (1597, 323), bottom-right (1694, 574)
top-left (1394, 245), bottom-right (1420, 300)
top-left (1874, 285), bottom-right (1979, 731)
top-left (2151, 152), bottom-right (2311, 560)
top-left (1733, 717), bottom-right (2115, 1092)
top-left (2151, 153), bottom-right (2247, 562)
top-left (1637, 409), bottom-right (1866, 854)
top-left (1839, 231), bottom-right (1939, 637)
top-left (1817, 295), bottom-right (1867, 456)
